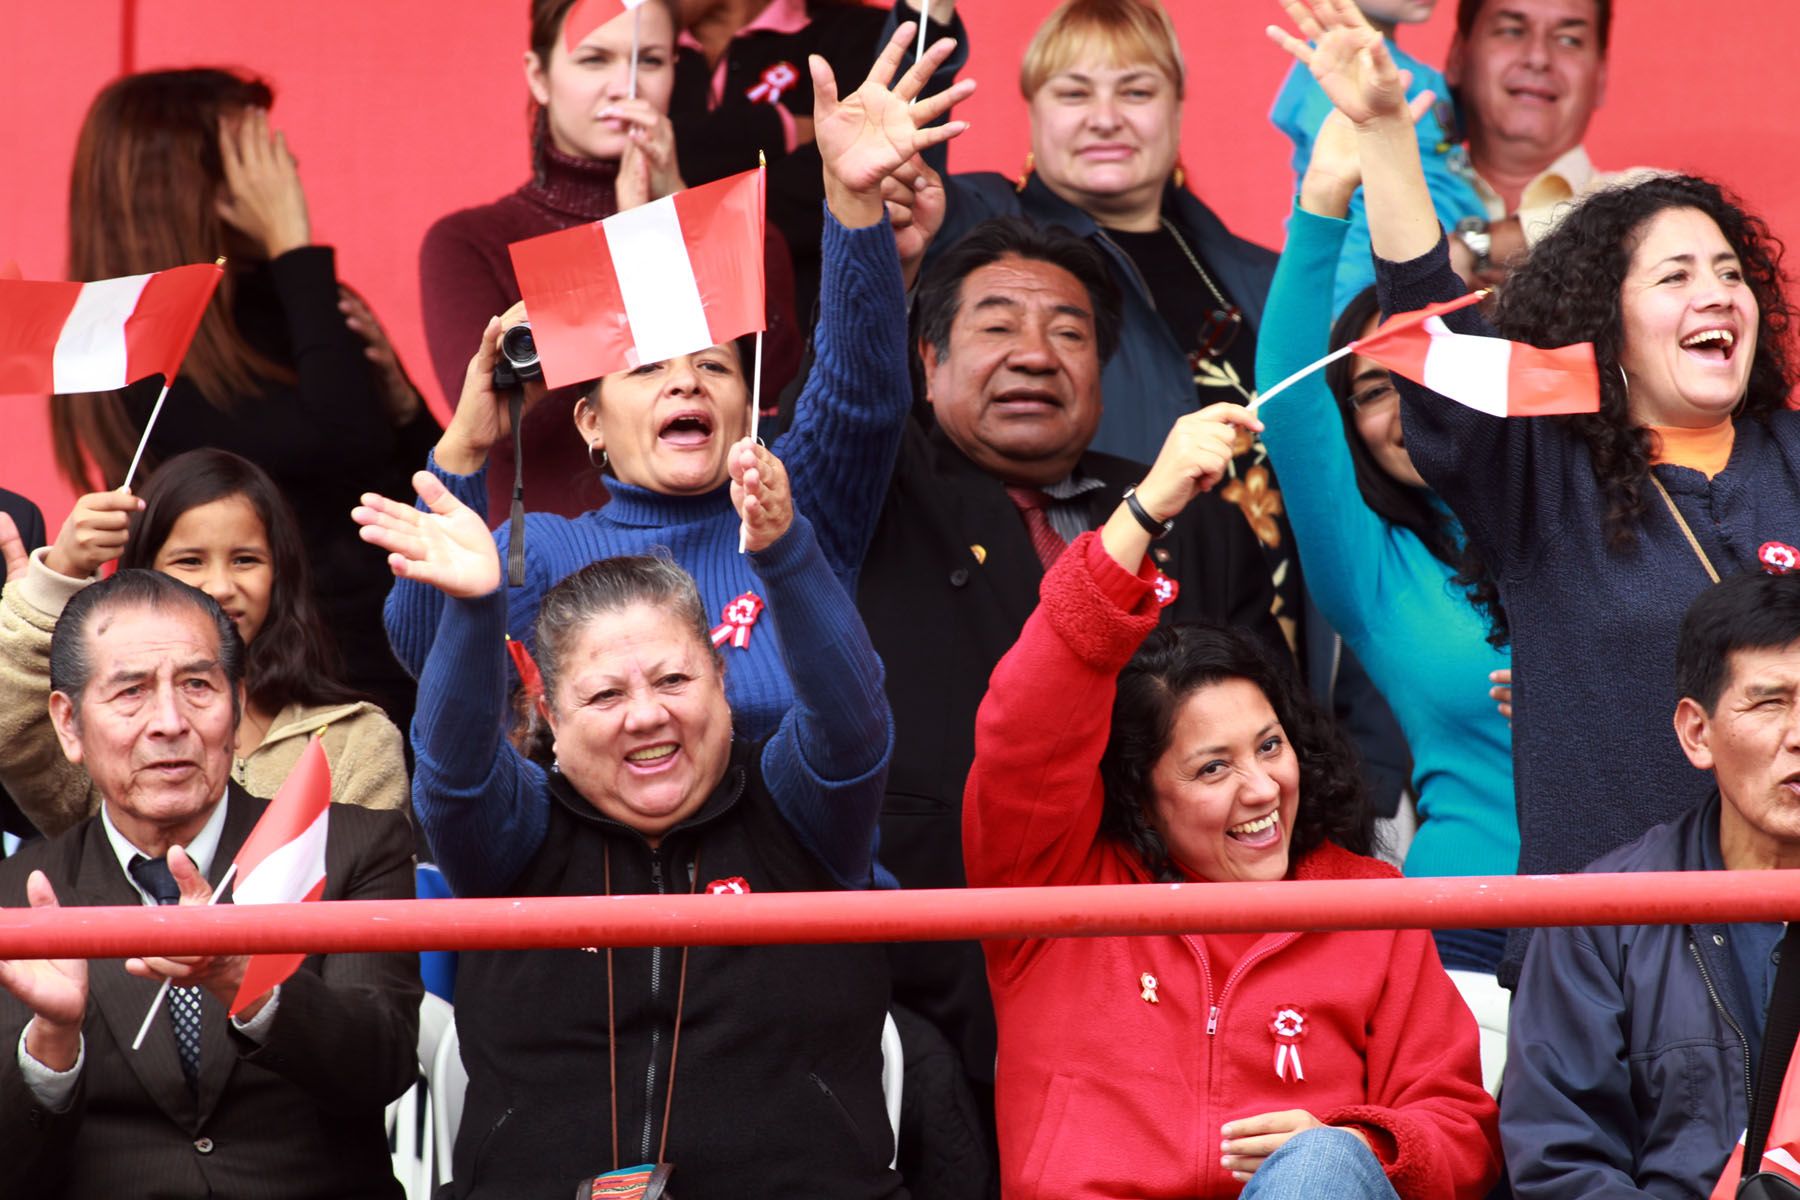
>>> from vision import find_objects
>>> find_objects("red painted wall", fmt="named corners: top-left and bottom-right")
top-left (5, 2), bottom-right (1797, 529)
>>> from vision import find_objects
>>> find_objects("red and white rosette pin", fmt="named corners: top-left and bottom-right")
top-left (710, 592), bottom-right (765, 650)
top-left (1152, 571), bottom-right (1179, 609)
top-left (1270, 1006), bottom-right (1308, 1082)
top-left (746, 61), bottom-right (799, 105)
top-left (705, 876), bottom-right (751, 895)
top-left (1760, 541), bottom-right (1800, 575)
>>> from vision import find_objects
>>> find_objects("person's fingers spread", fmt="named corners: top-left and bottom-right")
top-left (809, 54), bottom-right (839, 115)
top-left (912, 121), bottom-right (970, 152)
top-left (895, 34), bottom-right (956, 101)
top-left (869, 22), bottom-right (914, 90)
top-left (908, 77), bottom-right (976, 126)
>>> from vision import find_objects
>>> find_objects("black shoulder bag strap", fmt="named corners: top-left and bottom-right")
top-left (1740, 921), bottom-right (1800, 1195)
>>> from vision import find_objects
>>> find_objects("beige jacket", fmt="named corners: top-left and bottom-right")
top-left (0, 550), bottom-right (408, 838)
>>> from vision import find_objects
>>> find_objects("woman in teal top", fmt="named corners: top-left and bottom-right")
top-left (1256, 109), bottom-right (1515, 995)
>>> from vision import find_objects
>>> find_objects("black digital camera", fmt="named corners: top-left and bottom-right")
top-left (492, 321), bottom-right (543, 390)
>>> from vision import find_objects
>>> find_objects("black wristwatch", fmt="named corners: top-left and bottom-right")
top-left (1122, 486), bottom-right (1175, 539)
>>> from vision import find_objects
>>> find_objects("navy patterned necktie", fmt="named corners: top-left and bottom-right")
top-left (127, 855), bottom-right (201, 1090)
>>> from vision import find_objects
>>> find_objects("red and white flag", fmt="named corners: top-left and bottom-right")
top-left (509, 168), bottom-right (766, 389)
top-left (0, 263), bottom-right (220, 395)
top-left (564, 0), bottom-right (652, 51)
top-left (1351, 293), bottom-right (1600, 418)
top-left (1712, 1028), bottom-right (1800, 1198)
top-left (228, 735), bottom-right (331, 1016)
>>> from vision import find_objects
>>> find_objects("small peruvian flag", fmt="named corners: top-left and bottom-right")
top-left (509, 168), bottom-right (767, 388)
top-left (228, 735), bottom-right (332, 1015)
top-left (1711, 1019), bottom-right (1800, 1197)
top-left (1351, 292), bottom-right (1600, 418)
top-left (0, 263), bottom-right (221, 395)
top-left (564, 0), bottom-right (652, 51)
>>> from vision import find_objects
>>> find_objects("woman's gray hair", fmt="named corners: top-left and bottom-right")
top-left (532, 552), bottom-right (720, 711)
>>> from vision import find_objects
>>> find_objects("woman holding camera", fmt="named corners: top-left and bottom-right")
top-left (383, 30), bottom-right (972, 743)
top-left (420, 0), bottom-right (807, 520)
top-left (364, 436), bottom-right (902, 1197)
top-left (964, 404), bottom-right (1499, 1198)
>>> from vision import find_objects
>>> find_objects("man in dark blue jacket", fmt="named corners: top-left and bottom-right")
top-left (1502, 568), bottom-right (1800, 1197)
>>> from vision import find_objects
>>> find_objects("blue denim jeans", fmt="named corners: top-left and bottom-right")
top-left (1238, 1127), bottom-right (1401, 1200)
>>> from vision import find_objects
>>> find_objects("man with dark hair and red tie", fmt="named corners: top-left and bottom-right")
top-left (0, 568), bottom-right (419, 1199)
top-left (855, 213), bottom-right (1282, 1130)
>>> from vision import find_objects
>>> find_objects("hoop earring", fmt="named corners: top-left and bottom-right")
top-left (1617, 363), bottom-right (1629, 398)
top-left (588, 442), bottom-right (608, 471)
top-left (1015, 151), bottom-right (1034, 193)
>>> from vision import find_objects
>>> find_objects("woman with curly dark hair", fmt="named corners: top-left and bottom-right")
top-left (1274, 0), bottom-right (1800, 987)
top-left (964, 403), bottom-right (1499, 1198)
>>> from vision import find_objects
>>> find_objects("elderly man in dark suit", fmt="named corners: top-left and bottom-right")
top-left (857, 216), bottom-right (1284, 1121)
top-left (0, 568), bottom-right (419, 1198)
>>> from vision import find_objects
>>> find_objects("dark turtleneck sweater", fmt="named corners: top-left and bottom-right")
top-left (419, 143), bottom-right (802, 522)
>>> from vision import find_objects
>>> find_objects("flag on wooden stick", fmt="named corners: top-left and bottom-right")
top-left (0, 263), bottom-right (220, 395)
top-left (508, 167), bottom-right (767, 389)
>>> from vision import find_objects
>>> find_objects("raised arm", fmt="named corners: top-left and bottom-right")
top-left (776, 26), bottom-right (975, 585)
top-left (733, 443), bottom-right (893, 889)
top-left (357, 473), bottom-right (547, 896)
top-left (967, 404), bottom-right (1262, 888)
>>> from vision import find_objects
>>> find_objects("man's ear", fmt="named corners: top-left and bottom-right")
top-left (1674, 696), bottom-right (1715, 772)
top-left (1444, 35), bottom-right (1466, 89)
top-left (48, 691), bottom-right (84, 767)
top-left (919, 339), bottom-right (941, 407)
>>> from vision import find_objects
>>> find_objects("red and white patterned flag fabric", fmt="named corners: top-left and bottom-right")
top-left (563, 0), bottom-right (652, 51)
top-left (1712, 1022), bottom-right (1800, 1197)
top-left (0, 262), bottom-right (220, 395)
top-left (228, 736), bottom-right (331, 1016)
top-left (1349, 292), bottom-right (1600, 418)
top-left (509, 168), bottom-right (766, 388)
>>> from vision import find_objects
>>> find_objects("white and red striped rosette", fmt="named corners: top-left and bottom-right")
top-left (710, 592), bottom-right (765, 650)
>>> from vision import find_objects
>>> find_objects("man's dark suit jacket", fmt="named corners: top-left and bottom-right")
top-left (0, 785), bottom-right (421, 1198)
top-left (857, 418), bottom-right (1284, 1087)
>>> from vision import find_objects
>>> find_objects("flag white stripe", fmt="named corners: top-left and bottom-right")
top-left (604, 197), bottom-right (710, 368)
top-left (52, 274), bottom-right (151, 393)
top-left (1768, 1146), bottom-right (1800, 1176)
top-left (233, 807), bottom-right (328, 906)
top-left (1420, 316), bottom-right (1514, 417)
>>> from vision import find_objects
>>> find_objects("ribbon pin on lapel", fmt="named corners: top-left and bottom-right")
top-left (710, 592), bottom-right (765, 650)
top-left (706, 877), bottom-right (751, 895)
top-left (1761, 541), bottom-right (1799, 575)
top-left (1152, 571), bottom-right (1179, 609)
top-left (1139, 972), bottom-right (1159, 1004)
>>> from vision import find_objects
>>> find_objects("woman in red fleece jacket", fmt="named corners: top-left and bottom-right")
top-left (964, 402), bottom-right (1500, 1199)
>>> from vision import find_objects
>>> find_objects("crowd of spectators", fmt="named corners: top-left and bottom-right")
top-left (1, 0), bottom-right (1794, 1196)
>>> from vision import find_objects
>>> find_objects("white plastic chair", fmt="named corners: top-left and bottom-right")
top-left (431, 1011), bottom-right (468, 1189)
top-left (881, 1011), bottom-right (903, 1170)
top-left (387, 992), bottom-right (454, 1198)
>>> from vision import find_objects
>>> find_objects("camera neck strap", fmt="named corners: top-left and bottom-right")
top-left (604, 842), bottom-right (697, 1172)
top-left (508, 391), bottom-right (526, 588)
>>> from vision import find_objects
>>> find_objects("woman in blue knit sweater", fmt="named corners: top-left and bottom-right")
top-left (1258, 102), bottom-right (1514, 1090)
top-left (378, 29), bottom-right (974, 742)
top-left (1273, 0), bottom-right (1800, 988)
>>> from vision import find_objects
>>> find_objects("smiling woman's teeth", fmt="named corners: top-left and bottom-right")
top-left (626, 744), bottom-right (677, 763)
top-left (1229, 812), bottom-right (1277, 836)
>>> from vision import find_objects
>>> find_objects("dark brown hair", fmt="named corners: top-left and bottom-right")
top-left (54, 68), bottom-right (296, 492)
top-left (120, 448), bottom-right (365, 716)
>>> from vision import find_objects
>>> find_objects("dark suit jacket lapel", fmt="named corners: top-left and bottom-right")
top-left (195, 790), bottom-right (264, 1125)
top-left (76, 816), bottom-right (199, 1130)
top-left (925, 426), bottom-right (1044, 628)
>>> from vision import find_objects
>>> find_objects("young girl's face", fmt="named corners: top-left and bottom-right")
top-left (153, 494), bottom-right (274, 648)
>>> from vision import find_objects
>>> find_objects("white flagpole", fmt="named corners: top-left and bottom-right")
top-left (915, 11), bottom-right (928, 74)
top-left (130, 861), bottom-right (237, 1052)
top-left (120, 381), bottom-right (171, 492)
top-left (628, 5), bottom-right (641, 100)
top-left (1246, 345), bottom-right (1355, 416)
top-left (738, 329), bottom-right (765, 555)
